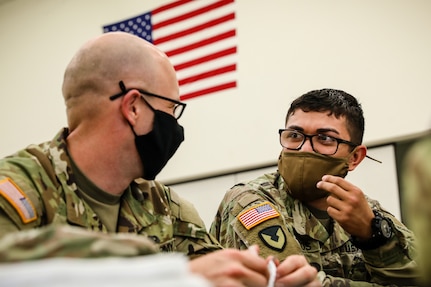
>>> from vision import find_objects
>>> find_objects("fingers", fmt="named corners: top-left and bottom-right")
top-left (191, 248), bottom-right (323, 287)
top-left (224, 248), bottom-right (270, 286)
top-left (276, 255), bottom-right (309, 275)
top-left (275, 255), bottom-right (320, 287)
top-left (188, 249), bottom-right (265, 286)
top-left (316, 176), bottom-right (374, 238)
top-left (317, 175), bottom-right (363, 211)
top-left (317, 175), bottom-right (352, 197)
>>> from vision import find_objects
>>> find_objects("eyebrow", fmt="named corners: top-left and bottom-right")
top-left (287, 125), bottom-right (340, 135)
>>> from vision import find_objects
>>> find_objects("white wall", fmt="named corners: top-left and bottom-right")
top-left (1, 0), bottom-right (430, 185)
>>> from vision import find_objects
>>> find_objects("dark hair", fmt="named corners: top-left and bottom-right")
top-left (285, 89), bottom-right (365, 144)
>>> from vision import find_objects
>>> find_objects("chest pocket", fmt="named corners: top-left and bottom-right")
top-left (299, 234), bottom-right (367, 279)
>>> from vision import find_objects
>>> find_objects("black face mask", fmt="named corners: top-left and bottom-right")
top-left (132, 110), bottom-right (184, 180)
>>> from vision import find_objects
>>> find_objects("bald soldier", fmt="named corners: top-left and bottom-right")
top-left (0, 32), bottom-right (321, 287)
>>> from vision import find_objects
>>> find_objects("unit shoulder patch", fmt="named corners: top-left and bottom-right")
top-left (0, 177), bottom-right (37, 223)
top-left (237, 201), bottom-right (279, 230)
top-left (258, 225), bottom-right (287, 251)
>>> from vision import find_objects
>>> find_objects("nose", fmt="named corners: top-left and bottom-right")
top-left (300, 137), bottom-right (314, 152)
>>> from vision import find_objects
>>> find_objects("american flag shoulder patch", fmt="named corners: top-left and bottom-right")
top-left (237, 201), bottom-right (279, 230)
top-left (0, 178), bottom-right (37, 224)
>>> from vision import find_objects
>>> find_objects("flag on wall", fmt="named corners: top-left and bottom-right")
top-left (103, 0), bottom-right (237, 101)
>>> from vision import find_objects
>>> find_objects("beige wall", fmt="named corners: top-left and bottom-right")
top-left (1, 0), bottom-right (430, 186)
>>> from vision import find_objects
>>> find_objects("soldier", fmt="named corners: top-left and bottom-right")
top-left (210, 89), bottom-right (419, 286)
top-left (0, 32), bottom-right (320, 287)
top-left (402, 133), bottom-right (431, 286)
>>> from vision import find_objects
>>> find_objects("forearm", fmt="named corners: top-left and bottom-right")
top-left (174, 231), bottom-right (223, 260)
top-left (361, 215), bottom-right (418, 283)
top-left (362, 243), bottom-right (418, 286)
top-left (0, 224), bottom-right (159, 262)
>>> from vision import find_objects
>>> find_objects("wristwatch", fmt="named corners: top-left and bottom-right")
top-left (351, 210), bottom-right (393, 250)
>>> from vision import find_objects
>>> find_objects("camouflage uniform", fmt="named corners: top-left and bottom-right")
top-left (403, 134), bottom-right (431, 286)
top-left (0, 128), bottom-right (221, 261)
top-left (210, 172), bottom-right (418, 287)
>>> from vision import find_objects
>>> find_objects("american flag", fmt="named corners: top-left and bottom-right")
top-left (0, 178), bottom-right (36, 224)
top-left (103, 0), bottom-right (237, 101)
top-left (238, 202), bottom-right (280, 230)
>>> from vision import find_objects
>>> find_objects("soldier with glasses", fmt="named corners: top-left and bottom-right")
top-left (210, 89), bottom-right (419, 286)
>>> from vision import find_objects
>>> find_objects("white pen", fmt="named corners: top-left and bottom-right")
top-left (266, 259), bottom-right (276, 287)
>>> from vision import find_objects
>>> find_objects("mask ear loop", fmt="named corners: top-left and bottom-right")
top-left (109, 81), bottom-right (129, 101)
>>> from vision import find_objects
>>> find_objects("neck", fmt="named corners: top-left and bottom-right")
top-left (304, 197), bottom-right (328, 211)
top-left (67, 126), bottom-right (140, 195)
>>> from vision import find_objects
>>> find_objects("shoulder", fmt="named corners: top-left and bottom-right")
top-left (0, 133), bottom-right (67, 230)
top-left (152, 181), bottom-right (206, 228)
top-left (214, 173), bottom-right (302, 259)
top-left (219, 172), bottom-right (281, 215)
top-left (215, 172), bottom-right (286, 238)
top-left (0, 147), bottom-right (48, 229)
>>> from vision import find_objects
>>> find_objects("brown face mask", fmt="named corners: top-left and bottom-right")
top-left (278, 151), bottom-right (350, 202)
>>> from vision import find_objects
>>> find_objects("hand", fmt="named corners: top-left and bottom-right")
top-left (189, 247), bottom-right (269, 287)
top-left (275, 255), bottom-right (321, 287)
top-left (317, 175), bottom-right (374, 239)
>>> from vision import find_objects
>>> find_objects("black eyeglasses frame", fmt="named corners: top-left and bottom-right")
top-left (278, 128), bottom-right (382, 163)
top-left (278, 128), bottom-right (358, 155)
top-left (109, 81), bottom-right (186, 120)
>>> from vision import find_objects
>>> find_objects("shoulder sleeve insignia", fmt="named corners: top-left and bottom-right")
top-left (0, 178), bottom-right (37, 223)
top-left (238, 201), bottom-right (279, 230)
top-left (258, 225), bottom-right (287, 251)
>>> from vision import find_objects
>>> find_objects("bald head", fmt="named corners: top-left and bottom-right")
top-left (62, 32), bottom-right (178, 130)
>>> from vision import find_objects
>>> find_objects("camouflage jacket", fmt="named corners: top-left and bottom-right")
top-left (210, 172), bottom-right (419, 287)
top-left (403, 134), bottom-right (431, 286)
top-left (0, 128), bottom-right (221, 261)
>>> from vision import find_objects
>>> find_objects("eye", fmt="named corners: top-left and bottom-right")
top-left (316, 134), bottom-right (337, 145)
top-left (286, 130), bottom-right (303, 141)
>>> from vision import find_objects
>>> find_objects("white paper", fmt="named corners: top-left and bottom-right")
top-left (0, 253), bottom-right (212, 287)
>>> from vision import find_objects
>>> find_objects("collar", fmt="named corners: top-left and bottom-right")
top-left (47, 128), bottom-right (157, 231)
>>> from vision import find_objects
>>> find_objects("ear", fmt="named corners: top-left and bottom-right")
top-left (348, 145), bottom-right (367, 171)
top-left (120, 90), bottom-right (141, 127)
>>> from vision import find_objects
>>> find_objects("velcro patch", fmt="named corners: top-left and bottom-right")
top-left (0, 178), bottom-right (37, 223)
top-left (238, 201), bottom-right (279, 230)
top-left (258, 225), bottom-right (287, 251)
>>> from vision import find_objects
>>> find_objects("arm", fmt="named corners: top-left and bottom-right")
top-left (0, 159), bottom-right (158, 261)
top-left (319, 175), bottom-right (419, 285)
top-left (209, 185), bottom-right (302, 261)
top-left (402, 135), bottom-right (431, 286)
top-left (0, 224), bottom-right (159, 262)
top-left (167, 186), bottom-right (223, 258)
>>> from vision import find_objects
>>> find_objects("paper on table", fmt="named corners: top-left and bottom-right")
top-left (0, 253), bottom-right (211, 287)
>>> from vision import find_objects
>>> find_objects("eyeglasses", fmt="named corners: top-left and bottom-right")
top-left (278, 128), bottom-right (358, 156)
top-left (109, 81), bottom-right (187, 120)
